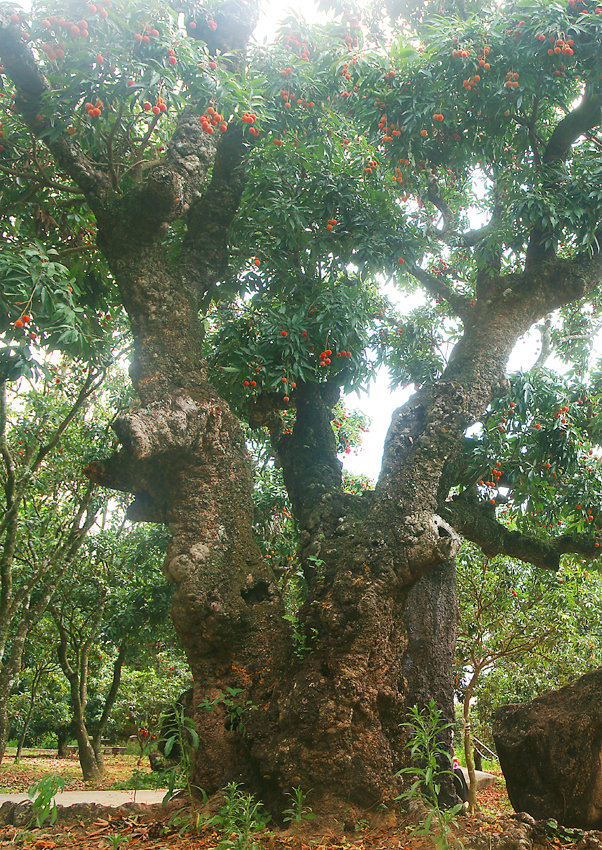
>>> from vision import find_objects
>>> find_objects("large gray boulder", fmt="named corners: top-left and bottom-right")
top-left (493, 668), bottom-right (602, 829)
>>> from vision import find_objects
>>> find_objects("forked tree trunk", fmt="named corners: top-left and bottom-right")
top-left (2, 0), bottom-right (602, 818)
top-left (240, 382), bottom-right (461, 816)
top-left (84, 242), bottom-right (601, 818)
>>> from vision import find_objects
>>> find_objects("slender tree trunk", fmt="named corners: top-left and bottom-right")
top-left (91, 738), bottom-right (104, 772)
top-left (463, 672), bottom-right (480, 813)
top-left (91, 641), bottom-right (128, 769)
top-left (0, 623), bottom-right (32, 763)
top-left (0, 700), bottom-right (10, 764)
top-left (73, 711), bottom-right (100, 782)
top-left (15, 673), bottom-right (42, 761)
top-left (57, 725), bottom-right (70, 759)
top-left (54, 608), bottom-right (105, 781)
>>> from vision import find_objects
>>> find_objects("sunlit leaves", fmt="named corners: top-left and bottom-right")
top-left (465, 369), bottom-right (602, 544)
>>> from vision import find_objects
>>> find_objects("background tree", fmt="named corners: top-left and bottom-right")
top-left (0, 0), bottom-right (601, 817)
top-left (10, 621), bottom-right (57, 761)
top-left (0, 358), bottom-right (120, 762)
top-left (51, 517), bottom-right (170, 780)
top-left (454, 545), bottom-right (582, 811)
top-left (465, 559), bottom-right (602, 757)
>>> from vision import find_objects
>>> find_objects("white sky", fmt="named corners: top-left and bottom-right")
top-left (345, 326), bottom-right (544, 480)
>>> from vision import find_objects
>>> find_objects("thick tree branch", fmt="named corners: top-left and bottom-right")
top-left (408, 264), bottom-right (471, 317)
top-left (526, 86), bottom-right (602, 265)
top-left (251, 381), bottom-right (343, 531)
top-left (544, 85), bottom-right (602, 164)
top-left (378, 252), bottom-right (602, 517)
top-left (104, 109), bottom-right (220, 246)
top-left (427, 181), bottom-right (455, 238)
top-left (442, 494), bottom-right (601, 571)
top-left (0, 14), bottom-right (111, 204)
top-left (458, 222), bottom-right (496, 247)
top-left (185, 0), bottom-right (260, 58)
top-left (534, 316), bottom-right (552, 368)
top-left (183, 124), bottom-right (249, 295)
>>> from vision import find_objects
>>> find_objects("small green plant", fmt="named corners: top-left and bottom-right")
top-left (283, 613), bottom-right (320, 660)
top-left (206, 781), bottom-right (271, 850)
top-left (306, 555), bottom-right (326, 581)
top-left (160, 704), bottom-right (207, 834)
top-left (105, 834), bottom-right (125, 850)
top-left (111, 768), bottom-right (173, 791)
top-left (282, 785), bottom-right (316, 827)
top-left (27, 774), bottom-right (65, 828)
top-left (396, 700), bottom-right (463, 850)
top-left (199, 687), bottom-right (258, 737)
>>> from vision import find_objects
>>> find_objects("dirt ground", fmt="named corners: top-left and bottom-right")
top-left (0, 760), bottom-right (598, 850)
top-left (0, 800), bottom-right (595, 850)
top-left (0, 753), bottom-right (147, 793)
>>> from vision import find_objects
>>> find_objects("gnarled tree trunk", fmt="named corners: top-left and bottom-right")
top-left (2, 0), bottom-right (601, 817)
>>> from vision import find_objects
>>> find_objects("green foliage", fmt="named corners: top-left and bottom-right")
top-left (161, 702), bottom-right (204, 828)
top-left (464, 369), bottom-right (602, 540)
top-left (111, 768), bottom-right (173, 790)
top-left (205, 782), bottom-right (271, 850)
top-left (199, 687), bottom-right (258, 737)
top-left (27, 774), bottom-right (65, 828)
top-left (375, 303), bottom-right (459, 389)
top-left (459, 556), bottom-right (602, 749)
top-left (252, 463), bottom-right (298, 566)
top-left (396, 701), bottom-right (463, 850)
top-left (110, 656), bottom-right (192, 742)
top-left (104, 834), bottom-right (126, 850)
top-left (205, 278), bottom-right (384, 414)
top-left (456, 544), bottom-right (562, 679)
top-left (282, 786), bottom-right (316, 826)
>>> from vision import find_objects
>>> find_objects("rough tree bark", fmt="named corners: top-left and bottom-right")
top-left (1, 1), bottom-right (601, 817)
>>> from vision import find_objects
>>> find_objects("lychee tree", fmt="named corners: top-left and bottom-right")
top-left (0, 359), bottom-right (118, 761)
top-left (0, 0), bottom-right (601, 817)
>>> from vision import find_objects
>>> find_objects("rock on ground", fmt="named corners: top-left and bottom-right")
top-left (493, 667), bottom-right (602, 829)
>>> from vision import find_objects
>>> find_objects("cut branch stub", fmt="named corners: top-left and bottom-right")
top-left (396, 511), bottom-right (461, 581)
